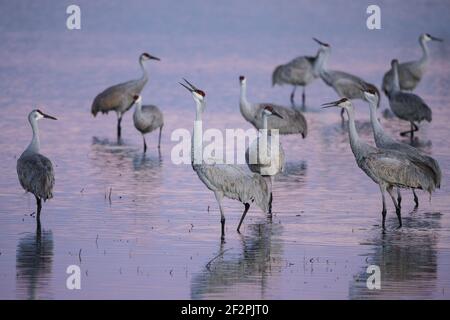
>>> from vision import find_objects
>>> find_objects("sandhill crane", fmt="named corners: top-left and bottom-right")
top-left (17, 110), bottom-right (57, 222)
top-left (180, 78), bottom-right (270, 241)
top-left (322, 98), bottom-right (437, 229)
top-left (245, 105), bottom-right (286, 214)
top-left (131, 95), bottom-right (164, 152)
top-left (388, 59), bottom-right (432, 141)
top-left (364, 88), bottom-right (441, 208)
top-left (91, 53), bottom-right (160, 139)
top-left (315, 39), bottom-right (380, 119)
top-left (272, 38), bottom-right (329, 109)
top-left (382, 33), bottom-right (443, 96)
top-left (239, 75), bottom-right (307, 138)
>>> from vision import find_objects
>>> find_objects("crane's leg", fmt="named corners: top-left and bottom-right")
top-left (237, 203), bottom-right (250, 233)
top-left (36, 214), bottom-right (42, 238)
top-left (412, 189), bottom-right (419, 208)
top-left (35, 195), bottom-right (42, 222)
top-left (379, 185), bottom-right (387, 230)
top-left (267, 175), bottom-right (274, 216)
top-left (411, 122), bottom-right (418, 141)
top-left (387, 186), bottom-right (402, 228)
top-left (340, 108), bottom-right (345, 122)
top-left (142, 135), bottom-right (147, 153)
top-left (397, 188), bottom-right (402, 209)
top-left (400, 122), bottom-right (418, 140)
top-left (301, 86), bottom-right (306, 110)
top-left (290, 86), bottom-right (297, 108)
top-left (158, 125), bottom-right (163, 149)
top-left (214, 192), bottom-right (226, 241)
top-left (117, 114), bottom-right (123, 140)
top-left (268, 193), bottom-right (273, 215)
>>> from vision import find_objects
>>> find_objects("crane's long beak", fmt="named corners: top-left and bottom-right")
top-left (430, 35), bottom-right (443, 42)
top-left (179, 81), bottom-right (193, 93)
top-left (313, 37), bottom-right (327, 46)
top-left (42, 112), bottom-right (57, 120)
top-left (182, 78), bottom-right (199, 91)
top-left (148, 54), bottom-right (161, 61)
top-left (272, 111), bottom-right (283, 119)
top-left (321, 100), bottom-right (341, 108)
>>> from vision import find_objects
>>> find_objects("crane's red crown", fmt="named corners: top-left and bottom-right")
top-left (195, 90), bottom-right (205, 97)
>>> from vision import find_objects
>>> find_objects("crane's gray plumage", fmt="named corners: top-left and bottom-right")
top-left (240, 76), bottom-right (307, 138)
top-left (388, 59), bottom-right (432, 140)
top-left (17, 110), bottom-right (57, 221)
top-left (364, 89), bottom-right (441, 207)
top-left (245, 106), bottom-right (286, 214)
top-left (17, 154), bottom-right (54, 200)
top-left (323, 98), bottom-right (437, 229)
top-left (272, 38), bottom-right (329, 109)
top-left (382, 33), bottom-right (443, 96)
top-left (91, 53), bottom-right (160, 139)
top-left (131, 95), bottom-right (164, 152)
top-left (181, 79), bottom-right (270, 240)
top-left (316, 40), bottom-right (381, 118)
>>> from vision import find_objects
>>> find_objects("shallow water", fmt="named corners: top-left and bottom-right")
top-left (1, 0), bottom-right (450, 299)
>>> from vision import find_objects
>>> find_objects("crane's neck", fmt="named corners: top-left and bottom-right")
top-left (419, 38), bottom-right (430, 65)
top-left (345, 107), bottom-right (363, 158)
top-left (257, 112), bottom-right (270, 164)
top-left (192, 99), bottom-right (204, 165)
top-left (25, 118), bottom-right (40, 154)
top-left (139, 58), bottom-right (149, 83)
top-left (368, 100), bottom-right (385, 143)
top-left (239, 82), bottom-right (255, 120)
top-left (391, 63), bottom-right (401, 92)
top-left (313, 48), bottom-right (330, 77)
top-left (262, 112), bottom-right (268, 130)
top-left (134, 99), bottom-right (143, 115)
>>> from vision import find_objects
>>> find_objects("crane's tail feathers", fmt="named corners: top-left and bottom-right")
top-left (91, 102), bottom-right (99, 117)
top-left (272, 65), bottom-right (283, 87)
top-left (252, 173), bottom-right (271, 214)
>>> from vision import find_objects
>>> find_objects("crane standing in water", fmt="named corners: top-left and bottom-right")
top-left (239, 75), bottom-right (307, 138)
top-left (272, 38), bottom-right (329, 109)
top-left (363, 88), bottom-right (441, 208)
top-left (322, 98), bottom-right (437, 229)
top-left (181, 79), bottom-right (270, 241)
top-left (131, 95), bottom-right (164, 152)
top-left (387, 59), bottom-right (432, 141)
top-left (382, 33), bottom-right (443, 96)
top-left (315, 39), bottom-right (380, 119)
top-left (91, 53), bottom-right (160, 139)
top-left (17, 110), bottom-right (57, 223)
top-left (245, 105), bottom-right (286, 214)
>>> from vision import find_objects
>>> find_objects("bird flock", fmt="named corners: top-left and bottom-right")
top-left (17, 33), bottom-right (443, 239)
